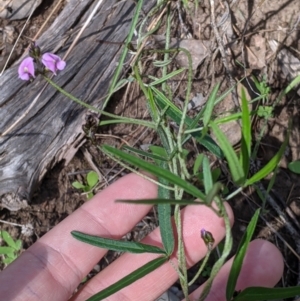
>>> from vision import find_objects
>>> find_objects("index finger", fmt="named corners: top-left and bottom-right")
top-left (0, 173), bottom-right (157, 301)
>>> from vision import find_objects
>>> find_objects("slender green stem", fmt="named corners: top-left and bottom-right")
top-left (224, 187), bottom-right (243, 201)
top-left (188, 250), bottom-right (212, 286)
top-left (198, 197), bottom-right (233, 301)
top-left (43, 76), bottom-right (156, 129)
top-left (102, 0), bottom-right (144, 109)
top-left (184, 127), bottom-right (204, 134)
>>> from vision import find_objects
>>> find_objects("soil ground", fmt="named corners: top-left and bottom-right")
top-left (1, 0), bottom-right (300, 298)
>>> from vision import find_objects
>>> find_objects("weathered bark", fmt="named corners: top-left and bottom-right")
top-left (0, 0), bottom-right (155, 210)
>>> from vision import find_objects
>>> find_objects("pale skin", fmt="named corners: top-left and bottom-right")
top-left (0, 174), bottom-right (284, 301)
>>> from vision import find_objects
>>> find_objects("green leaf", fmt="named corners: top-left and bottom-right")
top-left (101, 145), bottom-right (206, 201)
top-left (215, 112), bottom-right (243, 124)
top-left (87, 192), bottom-right (94, 199)
top-left (147, 87), bottom-right (159, 121)
top-left (288, 160), bottom-right (300, 174)
top-left (118, 198), bottom-right (205, 206)
top-left (72, 181), bottom-right (86, 189)
top-left (86, 257), bottom-right (167, 301)
top-left (157, 162), bottom-right (174, 257)
top-left (87, 171), bottom-right (99, 187)
top-left (149, 145), bottom-right (168, 160)
top-left (198, 135), bottom-right (223, 159)
top-left (5, 252), bottom-right (17, 259)
top-left (14, 240), bottom-right (22, 251)
top-left (151, 86), bottom-right (223, 158)
top-left (239, 88), bottom-right (251, 178)
top-left (234, 286), bottom-right (300, 301)
top-left (157, 203), bottom-right (174, 256)
top-left (71, 231), bottom-right (166, 254)
top-left (202, 156), bottom-right (213, 194)
top-left (205, 182), bottom-right (224, 205)
top-left (257, 106), bottom-right (272, 118)
top-left (226, 209), bottom-right (260, 301)
top-left (203, 84), bottom-right (220, 127)
top-left (210, 122), bottom-right (245, 185)
top-left (245, 124), bottom-right (290, 186)
top-left (2, 257), bottom-right (15, 264)
top-left (149, 68), bottom-right (185, 86)
top-left (212, 167), bottom-right (221, 182)
top-left (1, 231), bottom-right (16, 249)
top-left (284, 74), bottom-right (300, 94)
top-left (122, 145), bottom-right (168, 161)
top-left (193, 154), bottom-right (204, 175)
top-left (0, 246), bottom-right (15, 255)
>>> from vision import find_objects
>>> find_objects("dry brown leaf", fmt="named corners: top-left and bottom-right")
top-left (246, 34), bottom-right (266, 69)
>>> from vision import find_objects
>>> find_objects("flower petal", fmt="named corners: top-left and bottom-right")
top-left (56, 60), bottom-right (66, 71)
top-left (41, 52), bottom-right (66, 75)
top-left (18, 57), bottom-right (35, 81)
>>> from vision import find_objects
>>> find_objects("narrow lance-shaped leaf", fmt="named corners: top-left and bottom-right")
top-left (245, 121), bottom-right (291, 186)
top-left (157, 161), bottom-right (174, 256)
top-left (205, 182), bottom-right (224, 206)
top-left (210, 122), bottom-right (245, 185)
top-left (203, 84), bottom-right (220, 127)
top-left (71, 231), bottom-right (166, 255)
top-left (202, 155), bottom-right (213, 194)
top-left (193, 153), bottom-right (204, 175)
top-left (118, 198), bottom-right (206, 206)
top-left (86, 257), bottom-right (168, 301)
top-left (226, 209), bottom-right (260, 301)
top-left (233, 286), bottom-right (300, 301)
top-left (239, 88), bottom-right (251, 177)
top-left (122, 145), bottom-right (168, 162)
top-left (101, 145), bottom-right (206, 201)
top-left (149, 68), bottom-right (185, 86)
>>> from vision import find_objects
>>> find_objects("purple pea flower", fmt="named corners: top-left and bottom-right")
top-left (18, 57), bottom-right (35, 81)
top-left (41, 53), bottom-right (66, 75)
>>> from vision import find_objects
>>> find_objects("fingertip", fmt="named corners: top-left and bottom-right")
top-left (236, 239), bottom-right (284, 290)
top-left (180, 201), bottom-right (234, 266)
top-left (95, 172), bottom-right (158, 201)
top-left (189, 238), bottom-right (284, 301)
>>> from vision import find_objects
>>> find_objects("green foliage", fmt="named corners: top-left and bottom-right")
top-left (257, 105), bottom-right (273, 118)
top-left (233, 286), bottom-right (300, 301)
top-left (72, 171), bottom-right (99, 199)
top-left (66, 53), bottom-right (293, 300)
top-left (71, 231), bottom-right (166, 254)
top-left (210, 121), bottom-right (245, 185)
top-left (226, 209), bottom-right (260, 301)
top-left (0, 230), bottom-right (22, 265)
top-left (201, 265), bottom-right (212, 278)
top-left (288, 160), bottom-right (300, 174)
top-left (252, 75), bottom-right (271, 105)
top-left (44, 1), bottom-right (297, 300)
top-left (85, 257), bottom-right (167, 301)
top-left (240, 88), bottom-right (251, 178)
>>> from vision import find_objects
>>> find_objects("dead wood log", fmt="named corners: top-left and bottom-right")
top-left (0, 0), bottom-right (155, 211)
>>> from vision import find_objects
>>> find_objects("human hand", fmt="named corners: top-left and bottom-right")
top-left (0, 173), bottom-right (283, 301)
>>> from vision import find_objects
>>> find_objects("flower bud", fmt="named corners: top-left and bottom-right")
top-left (29, 42), bottom-right (41, 59)
top-left (201, 228), bottom-right (215, 251)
